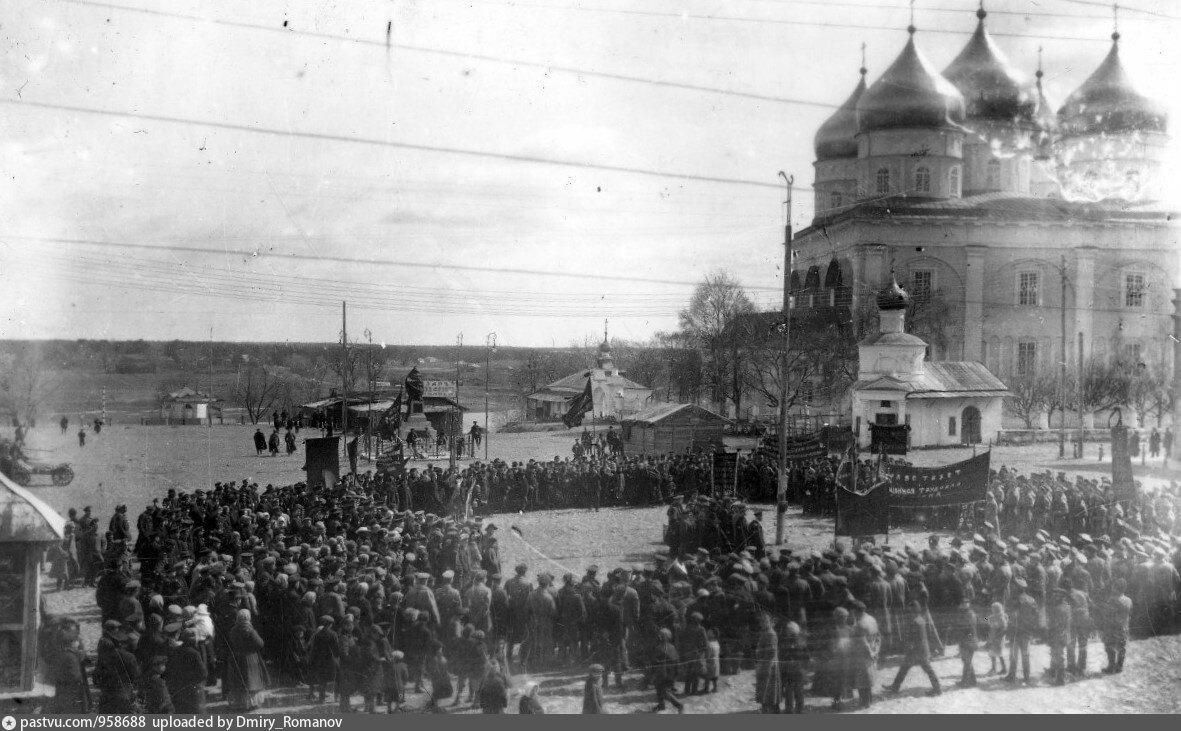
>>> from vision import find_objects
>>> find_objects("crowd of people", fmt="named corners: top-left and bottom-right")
top-left (33, 436), bottom-right (1181, 715)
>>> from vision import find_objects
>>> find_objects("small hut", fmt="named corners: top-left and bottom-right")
top-left (620, 403), bottom-right (731, 456)
top-left (0, 471), bottom-right (66, 694)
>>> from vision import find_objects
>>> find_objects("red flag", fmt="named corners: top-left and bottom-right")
top-left (562, 379), bottom-right (593, 429)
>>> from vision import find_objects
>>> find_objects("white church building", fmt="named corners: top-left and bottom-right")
top-left (852, 278), bottom-right (1008, 449)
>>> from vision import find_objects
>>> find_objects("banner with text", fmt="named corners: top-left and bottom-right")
top-left (870, 423), bottom-right (910, 456)
top-left (886, 451), bottom-right (991, 507)
top-left (781, 435), bottom-right (827, 462)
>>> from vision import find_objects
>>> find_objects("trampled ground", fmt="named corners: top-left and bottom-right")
top-left (15, 423), bottom-right (1181, 713)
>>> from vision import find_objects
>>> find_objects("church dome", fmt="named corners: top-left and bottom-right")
top-left (814, 67), bottom-right (867, 161)
top-left (876, 277), bottom-right (910, 311)
top-left (1058, 34), bottom-right (1168, 137)
top-left (857, 28), bottom-right (966, 133)
top-left (942, 8), bottom-right (1036, 125)
top-left (1031, 65), bottom-right (1059, 156)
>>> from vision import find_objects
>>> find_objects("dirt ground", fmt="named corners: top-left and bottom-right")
top-left (16, 423), bottom-right (1181, 713)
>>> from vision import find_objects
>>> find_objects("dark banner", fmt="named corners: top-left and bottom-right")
top-left (870, 423), bottom-right (909, 455)
top-left (784, 435), bottom-right (827, 462)
top-left (712, 452), bottom-right (738, 494)
top-left (1110, 425), bottom-right (1136, 502)
top-left (836, 481), bottom-right (890, 536)
top-left (886, 451), bottom-right (991, 507)
top-left (562, 380), bottom-right (593, 428)
top-left (304, 436), bottom-right (340, 490)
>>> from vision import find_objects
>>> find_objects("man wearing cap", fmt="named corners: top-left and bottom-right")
top-left (505, 563), bottom-right (533, 667)
top-left (436, 570), bottom-right (463, 633)
top-left (464, 570), bottom-right (493, 635)
top-left (405, 572), bottom-right (441, 628)
top-left (884, 600), bottom-right (941, 697)
top-left (94, 621), bottom-right (140, 713)
top-left (1005, 578), bottom-right (1038, 684)
top-left (526, 573), bottom-right (557, 670)
top-left (1099, 578), bottom-right (1133, 674)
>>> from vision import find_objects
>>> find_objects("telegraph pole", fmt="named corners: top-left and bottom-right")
top-left (341, 301), bottom-right (349, 473)
top-left (452, 332), bottom-right (462, 468)
top-left (485, 333), bottom-right (497, 461)
top-left (775, 171), bottom-right (794, 546)
top-left (1059, 255), bottom-right (1067, 458)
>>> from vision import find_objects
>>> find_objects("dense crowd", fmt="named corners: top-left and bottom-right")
top-left (34, 443), bottom-right (1181, 715)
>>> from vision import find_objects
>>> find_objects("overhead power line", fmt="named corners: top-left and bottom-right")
top-left (55, 0), bottom-right (838, 110)
top-left (0, 235), bottom-right (785, 292)
top-left (734, 0), bottom-right (1165, 22)
top-left (0, 98), bottom-right (785, 192)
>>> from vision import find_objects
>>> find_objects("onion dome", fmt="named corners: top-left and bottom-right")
top-left (1058, 33), bottom-right (1168, 137)
top-left (857, 28), bottom-right (966, 133)
top-left (876, 276), bottom-right (910, 311)
top-left (1031, 58), bottom-right (1058, 156)
top-left (942, 7), bottom-right (1036, 124)
top-left (814, 66), bottom-right (867, 161)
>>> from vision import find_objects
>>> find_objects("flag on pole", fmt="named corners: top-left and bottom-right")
top-left (562, 378), bottom-right (594, 428)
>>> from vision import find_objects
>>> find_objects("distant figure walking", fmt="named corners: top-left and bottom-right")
top-left (60, 416), bottom-right (69, 434)
top-left (78, 428), bottom-right (86, 448)
top-left (268, 430), bottom-right (280, 457)
top-left (253, 429), bottom-right (266, 456)
top-left (284, 429), bottom-right (296, 455)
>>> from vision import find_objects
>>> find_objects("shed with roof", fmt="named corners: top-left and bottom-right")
top-left (619, 404), bottom-right (731, 456)
top-left (0, 471), bottom-right (66, 694)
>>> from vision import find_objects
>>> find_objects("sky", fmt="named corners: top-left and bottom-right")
top-left (1, 0), bottom-right (1178, 347)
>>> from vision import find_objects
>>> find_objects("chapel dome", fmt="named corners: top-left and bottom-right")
top-left (856, 28), bottom-right (966, 133)
top-left (942, 8), bottom-right (1037, 125)
top-left (1058, 34), bottom-right (1168, 138)
top-left (814, 67), bottom-right (868, 161)
top-left (876, 277), bottom-right (910, 311)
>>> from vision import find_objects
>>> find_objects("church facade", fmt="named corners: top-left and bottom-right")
top-left (792, 6), bottom-right (1177, 418)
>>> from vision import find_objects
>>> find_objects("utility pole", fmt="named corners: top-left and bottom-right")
top-left (776, 171), bottom-right (794, 546)
top-left (365, 328), bottom-right (374, 461)
top-left (452, 332), bottom-right (462, 468)
top-left (341, 301), bottom-right (349, 473)
top-left (1173, 288), bottom-right (1181, 458)
top-left (1077, 331), bottom-right (1084, 458)
top-left (485, 333), bottom-right (497, 461)
top-left (1059, 255), bottom-right (1067, 458)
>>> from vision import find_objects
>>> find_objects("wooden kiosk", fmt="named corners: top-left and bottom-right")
top-left (0, 471), bottom-right (66, 694)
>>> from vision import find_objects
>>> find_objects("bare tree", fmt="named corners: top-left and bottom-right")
top-left (1068, 356), bottom-right (1130, 420)
top-left (678, 270), bottom-right (755, 415)
top-left (234, 358), bottom-right (284, 424)
top-left (0, 344), bottom-right (61, 426)
top-left (1005, 371), bottom-right (1057, 428)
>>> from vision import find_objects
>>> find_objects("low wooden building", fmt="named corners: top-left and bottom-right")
top-left (0, 471), bottom-right (66, 695)
top-left (620, 403), bottom-right (731, 456)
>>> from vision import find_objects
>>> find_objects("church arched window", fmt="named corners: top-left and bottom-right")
top-left (875, 168), bottom-right (890, 195)
top-left (986, 159), bottom-right (1001, 190)
top-left (830, 191), bottom-right (842, 209)
top-left (915, 166), bottom-right (931, 193)
top-left (949, 166), bottom-right (961, 197)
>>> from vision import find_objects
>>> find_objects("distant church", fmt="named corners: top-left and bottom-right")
top-left (790, 4), bottom-right (1177, 421)
top-left (527, 336), bottom-right (654, 422)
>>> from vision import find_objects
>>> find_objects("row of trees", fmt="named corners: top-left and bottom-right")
top-left (1006, 356), bottom-right (1175, 429)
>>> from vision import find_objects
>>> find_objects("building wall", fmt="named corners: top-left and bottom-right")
top-left (792, 216), bottom-right (1178, 378)
top-left (853, 390), bottom-right (1003, 448)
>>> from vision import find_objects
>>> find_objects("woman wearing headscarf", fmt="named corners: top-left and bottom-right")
top-left (517, 681), bottom-right (545, 713)
top-left (166, 629), bottom-right (208, 714)
top-left (225, 609), bottom-right (268, 711)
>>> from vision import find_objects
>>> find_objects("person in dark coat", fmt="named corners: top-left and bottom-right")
top-left (478, 664), bottom-right (508, 714)
top-left (166, 630), bottom-right (207, 714)
top-left (47, 632), bottom-right (91, 714)
top-left (651, 628), bottom-right (683, 713)
top-left (307, 616), bottom-right (340, 704)
top-left (582, 664), bottom-right (606, 714)
top-left (883, 600), bottom-right (942, 697)
top-left (225, 609), bottom-right (268, 711)
top-left (1006, 578), bottom-right (1039, 684)
top-left (777, 621), bottom-right (808, 714)
top-left (141, 655), bottom-right (175, 714)
top-left (1101, 578), bottom-right (1132, 674)
top-left (93, 622), bottom-right (139, 713)
top-left (253, 429), bottom-right (267, 456)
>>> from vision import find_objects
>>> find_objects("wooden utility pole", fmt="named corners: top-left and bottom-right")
top-left (1059, 255), bottom-right (1067, 458)
top-left (1077, 331), bottom-right (1084, 457)
top-left (452, 332), bottom-right (462, 468)
top-left (776, 171), bottom-right (794, 546)
top-left (341, 301), bottom-right (349, 473)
